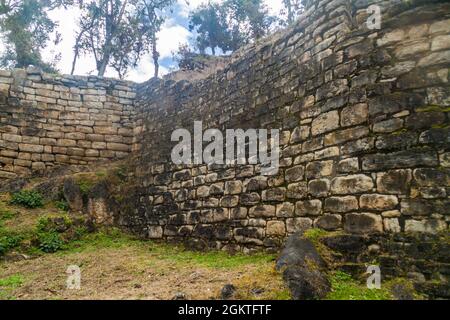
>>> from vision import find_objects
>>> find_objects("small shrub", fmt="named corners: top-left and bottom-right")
top-left (37, 232), bottom-right (64, 253)
top-left (77, 181), bottom-right (92, 196)
top-left (0, 234), bottom-right (22, 256)
top-left (55, 200), bottom-right (69, 212)
top-left (10, 190), bottom-right (44, 208)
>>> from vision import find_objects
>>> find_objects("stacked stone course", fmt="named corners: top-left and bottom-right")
top-left (0, 67), bottom-right (138, 179)
top-left (123, 0), bottom-right (450, 251)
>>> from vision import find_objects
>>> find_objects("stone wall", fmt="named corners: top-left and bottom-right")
top-left (0, 68), bottom-right (138, 180)
top-left (119, 0), bottom-right (450, 251)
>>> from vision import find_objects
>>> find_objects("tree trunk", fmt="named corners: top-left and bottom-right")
top-left (97, 56), bottom-right (109, 77)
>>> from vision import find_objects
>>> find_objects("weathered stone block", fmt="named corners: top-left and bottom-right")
top-left (315, 214), bottom-right (342, 231)
top-left (311, 110), bottom-right (340, 136)
top-left (287, 182), bottom-right (308, 199)
top-left (324, 196), bottom-right (358, 213)
top-left (285, 165), bottom-right (305, 182)
top-left (341, 103), bottom-right (368, 127)
top-left (376, 169), bottom-right (412, 194)
top-left (286, 217), bottom-right (312, 234)
top-left (249, 205), bottom-right (276, 218)
top-left (295, 200), bottom-right (322, 216)
top-left (276, 202), bottom-right (295, 218)
top-left (262, 187), bottom-right (286, 202)
top-left (266, 221), bottom-right (286, 236)
top-left (344, 213), bottom-right (382, 234)
top-left (306, 160), bottom-right (334, 179)
top-left (330, 174), bottom-right (374, 195)
top-left (360, 194), bottom-right (398, 211)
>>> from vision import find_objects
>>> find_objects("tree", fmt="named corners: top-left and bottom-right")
top-left (188, 2), bottom-right (231, 55)
top-left (188, 0), bottom-right (276, 56)
top-left (280, 0), bottom-right (303, 26)
top-left (72, 0), bottom-right (148, 78)
top-left (138, 0), bottom-right (175, 78)
top-left (72, 0), bottom-right (173, 78)
top-left (0, 0), bottom-right (73, 72)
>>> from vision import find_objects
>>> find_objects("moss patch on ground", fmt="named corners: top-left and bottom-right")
top-left (326, 271), bottom-right (393, 300)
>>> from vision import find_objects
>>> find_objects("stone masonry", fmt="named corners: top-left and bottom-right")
top-left (1, 0), bottom-right (450, 252)
top-left (0, 68), bottom-right (137, 179)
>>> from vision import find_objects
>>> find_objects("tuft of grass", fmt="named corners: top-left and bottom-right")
top-left (326, 271), bottom-right (393, 300)
top-left (54, 200), bottom-right (69, 212)
top-left (0, 274), bottom-right (24, 300)
top-left (150, 245), bottom-right (275, 270)
top-left (304, 228), bottom-right (329, 243)
top-left (10, 190), bottom-right (44, 209)
top-left (416, 105), bottom-right (450, 113)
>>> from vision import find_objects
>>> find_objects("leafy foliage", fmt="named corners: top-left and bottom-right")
top-left (0, 234), bottom-right (22, 255)
top-left (279, 0), bottom-right (303, 26)
top-left (0, 0), bottom-right (73, 71)
top-left (37, 231), bottom-right (64, 253)
top-left (55, 200), bottom-right (69, 212)
top-left (10, 190), bottom-right (44, 209)
top-left (188, 0), bottom-right (276, 56)
top-left (72, 0), bottom-right (174, 78)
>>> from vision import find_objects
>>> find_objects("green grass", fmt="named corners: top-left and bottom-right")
top-left (326, 271), bottom-right (393, 300)
top-left (62, 228), bottom-right (276, 270)
top-left (149, 244), bottom-right (276, 270)
top-left (9, 190), bottom-right (44, 209)
top-left (0, 274), bottom-right (24, 300)
top-left (304, 228), bottom-right (329, 243)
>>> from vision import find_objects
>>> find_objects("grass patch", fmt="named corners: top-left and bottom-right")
top-left (326, 271), bottom-right (393, 300)
top-left (416, 105), bottom-right (450, 113)
top-left (10, 190), bottom-right (44, 209)
top-left (0, 274), bottom-right (24, 300)
top-left (150, 244), bottom-right (276, 270)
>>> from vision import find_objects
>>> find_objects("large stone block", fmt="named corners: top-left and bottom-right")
top-left (330, 174), bottom-right (374, 195)
top-left (376, 169), bottom-right (412, 194)
top-left (324, 196), bottom-right (358, 213)
top-left (360, 194), bottom-right (398, 211)
top-left (311, 110), bottom-right (340, 136)
top-left (249, 205), bottom-right (276, 218)
top-left (295, 200), bottom-right (322, 216)
top-left (344, 213), bottom-right (382, 234)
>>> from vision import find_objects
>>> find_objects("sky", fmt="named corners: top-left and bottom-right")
top-left (35, 0), bottom-right (285, 83)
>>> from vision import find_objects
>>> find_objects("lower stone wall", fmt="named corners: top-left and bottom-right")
top-left (0, 67), bottom-right (138, 180)
top-left (117, 0), bottom-right (450, 251)
top-left (319, 232), bottom-right (449, 299)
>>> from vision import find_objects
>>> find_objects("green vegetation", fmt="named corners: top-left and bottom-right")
top-left (0, 274), bottom-right (24, 300)
top-left (55, 200), bottom-right (69, 212)
top-left (10, 190), bottom-right (44, 209)
top-left (326, 271), bottom-right (393, 300)
top-left (304, 228), bottom-right (329, 243)
top-left (0, 234), bottom-right (22, 255)
top-left (37, 232), bottom-right (64, 253)
top-left (416, 105), bottom-right (450, 113)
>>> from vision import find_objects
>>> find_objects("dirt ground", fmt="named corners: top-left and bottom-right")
top-left (0, 195), bottom-right (288, 300)
top-left (1, 244), bottom-right (286, 300)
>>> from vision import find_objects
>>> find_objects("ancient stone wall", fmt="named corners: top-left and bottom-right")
top-left (121, 0), bottom-right (450, 251)
top-left (0, 68), bottom-right (138, 180)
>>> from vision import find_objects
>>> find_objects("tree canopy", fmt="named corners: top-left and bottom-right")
top-left (0, 0), bottom-right (74, 72)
